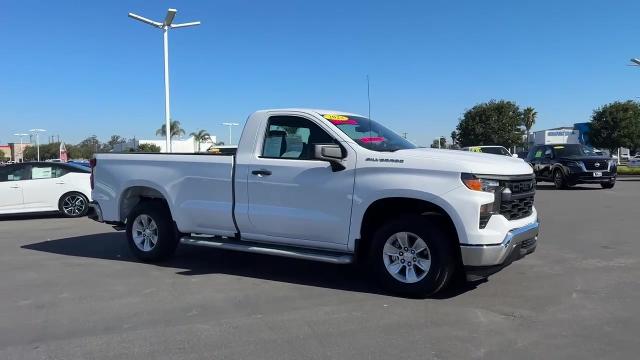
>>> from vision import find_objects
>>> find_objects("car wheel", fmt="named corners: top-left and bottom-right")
top-left (553, 169), bottom-right (566, 189)
top-left (125, 201), bottom-right (179, 262)
top-left (58, 192), bottom-right (89, 217)
top-left (601, 180), bottom-right (615, 189)
top-left (368, 215), bottom-right (456, 298)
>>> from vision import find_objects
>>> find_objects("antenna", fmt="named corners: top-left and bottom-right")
top-left (367, 75), bottom-right (371, 119)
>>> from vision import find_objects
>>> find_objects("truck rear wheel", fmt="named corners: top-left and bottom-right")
top-left (368, 215), bottom-right (455, 297)
top-left (125, 201), bottom-right (178, 262)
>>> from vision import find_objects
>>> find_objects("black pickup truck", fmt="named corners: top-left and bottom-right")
top-left (526, 144), bottom-right (617, 189)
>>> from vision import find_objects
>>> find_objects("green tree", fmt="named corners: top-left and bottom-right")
top-left (0, 149), bottom-right (6, 161)
top-left (72, 136), bottom-right (103, 159)
top-left (456, 100), bottom-right (524, 148)
top-left (22, 143), bottom-right (62, 161)
top-left (430, 137), bottom-right (447, 149)
top-left (521, 107), bottom-right (537, 149)
top-left (189, 129), bottom-right (211, 152)
top-left (106, 135), bottom-right (127, 151)
top-left (156, 120), bottom-right (186, 139)
top-left (590, 100), bottom-right (640, 153)
top-left (450, 131), bottom-right (457, 147)
top-left (136, 143), bottom-right (161, 152)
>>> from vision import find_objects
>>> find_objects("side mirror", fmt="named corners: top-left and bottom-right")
top-left (314, 144), bottom-right (346, 171)
top-left (544, 153), bottom-right (552, 159)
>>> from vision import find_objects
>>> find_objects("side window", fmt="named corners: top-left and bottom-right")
top-left (262, 116), bottom-right (336, 160)
top-left (53, 165), bottom-right (70, 178)
top-left (0, 165), bottom-right (29, 182)
top-left (529, 147), bottom-right (543, 160)
top-left (544, 147), bottom-right (553, 159)
top-left (30, 165), bottom-right (56, 180)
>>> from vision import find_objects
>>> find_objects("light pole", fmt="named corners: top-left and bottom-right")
top-left (13, 133), bottom-right (29, 162)
top-left (29, 129), bottom-right (46, 162)
top-left (128, 9), bottom-right (200, 153)
top-left (222, 123), bottom-right (239, 145)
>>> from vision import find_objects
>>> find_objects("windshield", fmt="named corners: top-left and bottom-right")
top-left (321, 114), bottom-right (416, 152)
top-left (553, 144), bottom-right (599, 157)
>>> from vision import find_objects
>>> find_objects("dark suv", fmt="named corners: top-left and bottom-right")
top-left (526, 144), bottom-right (617, 189)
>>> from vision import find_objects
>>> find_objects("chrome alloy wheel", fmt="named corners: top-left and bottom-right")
top-left (382, 232), bottom-right (432, 283)
top-left (62, 194), bottom-right (86, 216)
top-left (132, 214), bottom-right (159, 252)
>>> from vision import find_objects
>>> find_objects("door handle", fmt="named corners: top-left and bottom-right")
top-left (9, 185), bottom-right (20, 189)
top-left (251, 169), bottom-right (272, 176)
top-left (55, 182), bottom-right (65, 184)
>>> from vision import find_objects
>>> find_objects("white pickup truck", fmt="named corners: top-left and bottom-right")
top-left (89, 109), bottom-right (539, 296)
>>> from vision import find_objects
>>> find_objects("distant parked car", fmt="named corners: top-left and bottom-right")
top-left (461, 146), bottom-right (518, 157)
top-left (0, 162), bottom-right (92, 217)
top-left (526, 144), bottom-right (617, 189)
top-left (67, 160), bottom-right (90, 168)
top-left (628, 154), bottom-right (640, 168)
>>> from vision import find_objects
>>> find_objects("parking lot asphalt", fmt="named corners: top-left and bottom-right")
top-left (1, 179), bottom-right (639, 360)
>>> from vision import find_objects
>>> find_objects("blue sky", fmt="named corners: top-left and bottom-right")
top-left (2, 0), bottom-right (640, 146)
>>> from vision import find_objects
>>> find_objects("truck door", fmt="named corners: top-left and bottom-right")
top-left (243, 115), bottom-right (356, 247)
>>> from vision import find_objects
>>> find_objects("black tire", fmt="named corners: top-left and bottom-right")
top-left (601, 180), bottom-right (615, 189)
top-left (58, 192), bottom-right (89, 218)
top-left (553, 169), bottom-right (567, 189)
top-left (125, 201), bottom-right (179, 262)
top-left (368, 215), bottom-right (456, 298)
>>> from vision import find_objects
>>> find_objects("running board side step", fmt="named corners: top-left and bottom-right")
top-left (180, 236), bottom-right (354, 265)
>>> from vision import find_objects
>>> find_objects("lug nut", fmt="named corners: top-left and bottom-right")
top-left (400, 259), bottom-right (405, 263)
top-left (413, 257), bottom-right (417, 262)
top-left (399, 252), bottom-right (404, 256)
top-left (408, 262), bottom-right (412, 266)
top-left (411, 250), bottom-right (415, 254)
top-left (404, 247), bottom-right (408, 251)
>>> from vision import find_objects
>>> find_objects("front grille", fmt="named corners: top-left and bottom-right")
top-left (583, 159), bottom-right (607, 171)
top-left (499, 195), bottom-right (534, 220)
top-left (504, 178), bottom-right (535, 194)
top-left (499, 176), bottom-right (535, 221)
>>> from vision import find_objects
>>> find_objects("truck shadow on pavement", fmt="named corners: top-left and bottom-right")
top-left (21, 232), bottom-right (479, 299)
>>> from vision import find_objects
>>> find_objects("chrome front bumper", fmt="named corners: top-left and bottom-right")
top-left (460, 221), bottom-right (539, 268)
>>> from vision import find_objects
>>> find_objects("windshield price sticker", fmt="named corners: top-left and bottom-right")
top-left (323, 114), bottom-right (349, 121)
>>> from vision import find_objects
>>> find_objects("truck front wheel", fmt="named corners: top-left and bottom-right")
top-left (369, 215), bottom-right (455, 297)
top-left (125, 201), bottom-right (178, 262)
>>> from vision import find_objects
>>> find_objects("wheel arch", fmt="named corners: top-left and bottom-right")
top-left (119, 185), bottom-right (171, 222)
top-left (356, 197), bottom-right (463, 265)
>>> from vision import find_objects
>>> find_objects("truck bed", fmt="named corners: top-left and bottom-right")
top-left (93, 153), bottom-right (237, 237)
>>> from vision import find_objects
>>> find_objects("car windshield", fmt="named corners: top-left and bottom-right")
top-left (553, 144), bottom-right (599, 157)
top-left (321, 114), bottom-right (416, 152)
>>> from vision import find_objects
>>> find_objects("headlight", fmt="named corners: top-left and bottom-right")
top-left (461, 173), bottom-right (500, 193)
top-left (564, 160), bottom-right (583, 168)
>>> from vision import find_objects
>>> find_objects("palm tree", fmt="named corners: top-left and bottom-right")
top-left (189, 129), bottom-right (212, 152)
top-left (521, 107), bottom-right (537, 149)
top-left (156, 120), bottom-right (186, 139)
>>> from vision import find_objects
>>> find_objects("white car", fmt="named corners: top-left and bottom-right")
top-left (90, 108), bottom-right (538, 297)
top-left (0, 162), bottom-right (92, 217)
top-left (629, 154), bottom-right (640, 168)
